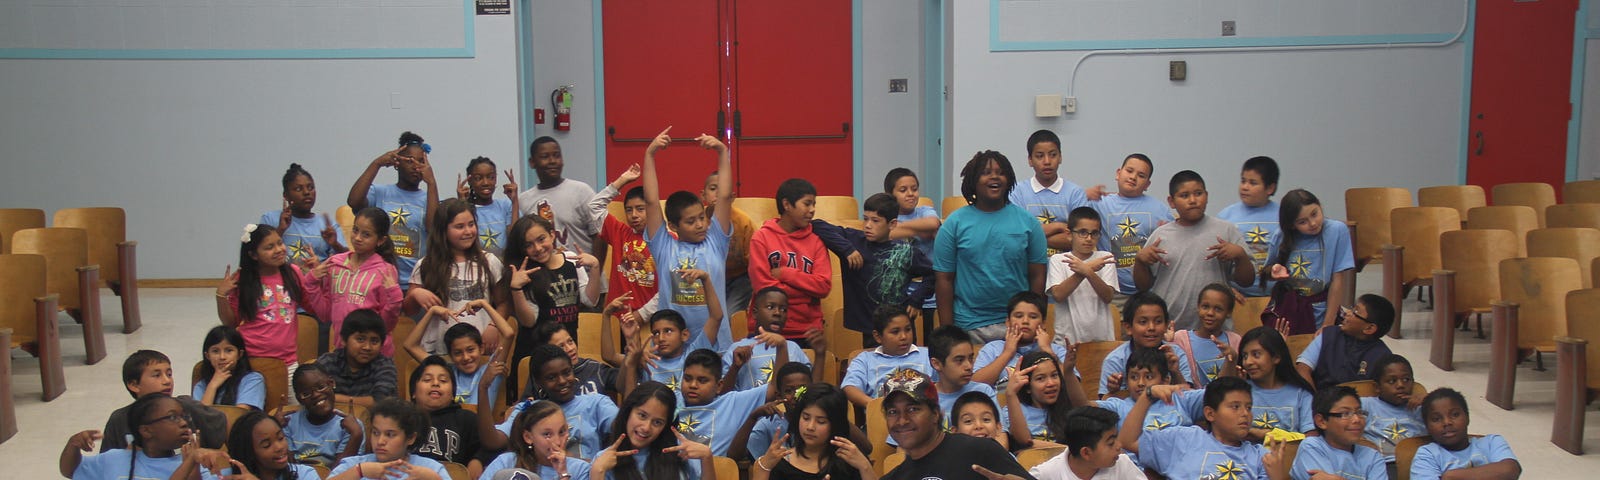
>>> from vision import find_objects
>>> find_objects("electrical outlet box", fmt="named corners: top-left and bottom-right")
top-left (1064, 96), bottom-right (1077, 114)
top-left (1035, 94), bottom-right (1062, 117)
top-left (1169, 61), bottom-right (1187, 81)
top-left (1222, 20), bottom-right (1236, 36)
top-left (889, 78), bottom-right (908, 93)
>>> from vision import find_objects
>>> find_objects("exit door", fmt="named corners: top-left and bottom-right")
top-left (1467, 0), bottom-right (1578, 197)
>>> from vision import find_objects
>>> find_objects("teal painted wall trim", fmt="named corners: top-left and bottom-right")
top-left (853, 0), bottom-right (865, 201)
top-left (1458, 1), bottom-right (1476, 185)
top-left (0, 1), bottom-right (476, 60)
top-left (1570, 0), bottom-right (1591, 181)
top-left (594, 0), bottom-right (609, 184)
top-left (922, 0), bottom-right (945, 201)
top-left (517, 0), bottom-right (536, 186)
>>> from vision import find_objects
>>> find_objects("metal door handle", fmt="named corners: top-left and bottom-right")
top-left (606, 126), bottom-right (700, 143)
top-left (1474, 131), bottom-right (1484, 156)
top-left (737, 122), bottom-right (851, 141)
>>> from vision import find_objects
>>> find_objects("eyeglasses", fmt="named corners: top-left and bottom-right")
top-left (1323, 410), bottom-right (1369, 420)
top-left (144, 412), bottom-right (191, 426)
top-left (1339, 306), bottom-right (1367, 323)
top-left (296, 383), bottom-right (335, 399)
top-left (1071, 229), bottom-right (1102, 238)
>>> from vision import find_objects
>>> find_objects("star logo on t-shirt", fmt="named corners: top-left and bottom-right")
top-left (479, 227), bottom-right (500, 251)
top-left (1210, 460), bottom-right (1246, 480)
top-left (664, 374), bottom-right (680, 392)
top-left (1245, 226), bottom-right (1270, 245)
top-left (757, 360), bottom-right (775, 385)
top-left (389, 206), bottom-right (413, 228)
top-left (288, 240), bottom-right (313, 261)
top-left (1253, 412), bottom-right (1282, 430)
top-left (1117, 217), bottom-right (1141, 238)
top-left (1037, 210), bottom-right (1057, 225)
top-left (677, 414), bottom-right (701, 435)
top-left (1204, 363), bottom-right (1222, 381)
top-left (677, 257), bottom-right (698, 271)
top-left (1147, 418), bottom-right (1173, 431)
top-left (1383, 422), bottom-right (1408, 441)
top-left (1289, 255), bottom-right (1312, 279)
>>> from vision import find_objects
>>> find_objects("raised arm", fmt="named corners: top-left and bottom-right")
top-left (1117, 387), bottom-right (1156, 454)
top-left (402, 306), bottom-right (447, 362)
top-left (642, 128), bottom-right (671, 235)
top-left (600, 293), bottom-right (635, 366)
top-left (705, 135), bottom-right (733, 234)
top-left (348, 149), bottom-right (399, 210)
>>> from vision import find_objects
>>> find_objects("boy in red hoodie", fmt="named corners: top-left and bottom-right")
top-left (749, 178), bottom-right (833, 346)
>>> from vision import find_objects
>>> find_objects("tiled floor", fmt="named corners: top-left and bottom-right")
top-left (4, 271), bottom-right (1600, 479)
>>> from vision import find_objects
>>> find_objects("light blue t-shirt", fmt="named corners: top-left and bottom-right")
top-left (1265, 219), bottom-right (1356, 326)
top-left (203, 463), bottom-right (318, 480)
top-left (330, 453), bottom-right (451, 479)
top-left (1360, 396), bottom-right (1426, 463)
top-left (1187, 330), bottom-right (1230, 387)
top-left (899, 205), bottom-right (941, 309)
top-left (192, 371), bottom-right (266, 410)
top-left (1247, 380), bottom-right (1315, 433)
top-left (642, 342), bottom-right (712, 393)
top-left (1216, 201), bottom-right (1280, 297)
top-left (497, 394), bottom-right (619, 460)
top-left (599, 448), bottom-right (702, 480)
top-left (478, 453), bottom-right (591, 480)
top-left (974, 341), bottom-right (1073, 391)
top-left (1098, 342), bottom-right (1195, 396)
top-left (676, 384), bottom-right (769, 456)
top-left (721, 337), bottom-right (810, 391)
top-left (260, 210), bottom-right (347, 263)
top-left (73, 449), bottom-right (188, 480)
top-left (1137, 425), bottom-right (1269, 480)
top-left (1096, 389), bottom-right (1204, 432)
top-left (1089, 193), bottom-right (1174, 294)
top-left (648, 218), bottom-right (732, 348)
top-left (284, 410), bottom-right (360, 469)
top-left (999, 401), bottom-right (1053, 441)
top-left (454, 364), bottom-right (503, 407)
top-left (1410, 434), bottom-right (1517, 480)
top-left (1009, 177), bottom-right (1090, 256)
top-left (1290, 436), bottom-right (1388, 480)
top-left (366, 183), bottom-right (430, 285)
top-left (746, 413), bottom-right (786, 459)
top-left (933, 204), bottom-right (1049, 330)
top-left (472, 197), bottom-right (515, 259)
top-left (842, 346), bottom-right (935, 397)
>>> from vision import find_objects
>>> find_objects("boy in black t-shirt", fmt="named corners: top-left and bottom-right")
top-left (879, 369), bottom-right (1037, 480)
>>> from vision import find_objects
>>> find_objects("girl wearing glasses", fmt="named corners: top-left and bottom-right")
top-left (283, 363), bottom-right (365, 469)
top-left (62, 394), bottom-right (228, 479)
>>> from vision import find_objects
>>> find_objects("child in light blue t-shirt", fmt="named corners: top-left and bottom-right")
top-left (1009, 130), bottom-right (1090, 256)
top-left (673, 349), bottom-right (775, 456)
top-left (264, 163), bottom-right (349, 263)
top-left (403, 306), bottom-right (515, 408)
top-left (1410, 388), bottom-right (1520, 480)
top-left (194, 326), bottom-right (267, 410)
top-left (1169, 283), bottom-right (1242, 388)
top-left (842, 307), bottom-right (935, 408)
top-left (492, 345), bottom-right (619, 461)
top-left (972, 292), bottom-right (1074, 389)
top-left (641, 130), bottom-right (735, 348)
top-left (626, 307), bottom-right (720, 394)
top-left (1360, 355), bottom-right (1427, 463)
top-left (1095, 346), bottom-right (1203, 432)
top-left (327, 398), bottom-right (454, 479)
top-left (1216, 156), bottom-right (1282, 298)
top-left (1262, 189), bottom-right (1357, 332)
top-left (721, 287), bottom-right (809, 391)
top-left (1099, 292), bottom-right (1195, 397)
top-left (731, 363), bottom-right (813, 461)
top-left (927, 324), bottom-right (997, 426)
top-left (350, 131), bottom-right (438, 287)
top-left (64, 395), bottom-right (208, 480)
top-left (284, 364), bottom-right (363, 469)
top-left (1088, 154), bottom-right (1174, 295)
top-left (461, 156), bottom-right (518, 259)
top-left (1290, 386), bottom-right (1387, 480)
top-left (1238, 328), bottom-right (1317, 438)
top-left (1002, 350), bottom-right (1088, 448)
top-left (1122, 378), bottom-right (1280, 480)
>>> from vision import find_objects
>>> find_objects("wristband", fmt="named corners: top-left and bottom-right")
top-left (756, 456), bottom-right (775, 472)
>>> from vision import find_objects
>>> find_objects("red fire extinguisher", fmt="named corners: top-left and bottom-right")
top-left (551, 85), bottom-right (574, 132)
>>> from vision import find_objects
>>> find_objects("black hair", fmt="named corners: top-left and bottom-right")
top-left (228, 411), bottom-right (301, 480)
top-left (1017, 350), bottom-right (1071, 442)
top-left (952, 390), bottom-right (1001, 420)
top-left (369, 398), bottom-right (431, 450)
top-left (1267, 189), bottom-right (1322, 287)
top-left (530, 320), bottom-right (570, 347)
top-left (1203, 376), bottom-right (1252, 411)
top-left (236, 223), bottom-right (305, 323)
top-left (398, 131), bottom-right (425, 148)
top-left (775, 178), bottom-right (818, 215)
top-left (786, 384), bottom-right (855, 477)
top-left (1199, 283), bottom-right (1236, 313)
top-left (527, 344), bottom-right (574, 397)
top-left (1168, 170), bottom-right (1206, 197)
top-left (883, 167), bottom-right (918, 193)
top-left (1007, 291), bottom-right (1048, 317)
top-left (649, 309), bottom-right (689, 331)
top-left (528, 136), bottom-right (559, 157)
top-left (1237, 327), bottom-right (1317, 393)
top-left (927, 325), bottom-right (973, 363)
top-left (871, 304), bottom-right (912, 334)
top-left (609, 382), bottom-right (689, 480)
top-left (408, 355), bottom-right (455, 404)
top-left (1123, 346), bottom-right (1174, 385)
top-left (1122, 153), bottom-right (1154, 174)
top-left (775, 361), bottom-right (813, 383)
top-left (751, 286), bottom-right (788, 309)
top-left (683, 348), bottom-right (724, 380)
top-left (1026, 129), bottom-right (1062, 156)
top-left (198, 325), bottom-right (255, 406)
top-left (1312, 386), bottom-right (1360, 427)
top-left (1372, 354), bottom-right (1413, 381)
top-left (122, 350), bottom-right (171, 398)
top-left (125, 393), bottom-right (184, 478)
top-left (442, 323), bottom-right (484, 352)
top-left (340, 309), bottom-right (387, 341)
top-left (502, 214), bottom-right (557, 296)
top-left (664, 191), bottom-right (704, 226)
top-left (1421, 387), bottom-right (1468, 420)
top-left (418, 198), bottom-right (492, 301)
top-left (1242, 156), bottom-right (1281, 189)
top-left (1358, 294), bottom-right (1397, 338)
top-left (624, 186), bottom-right (646, 203)
top-left (958, 150), bottom-right (1018, 206)
top-left (1121, 291), bottom-right (1169, 325)
top-left (467, 156), bottom-right (496, 172)
top-left (281, 163), bottom-right (314, 196)
top-left (509, 399), bottom-right (566, 470)
top-left (353, 207), bottom-right (399, 266)
top-left (1066, 206), bottom-right (1101, 231)
top-left (291, 363), bottom-right (331, 396)
top-left (1060, 406), bottom-right (1120, 458)
top-left (863, 193), bottom-right (899, 220)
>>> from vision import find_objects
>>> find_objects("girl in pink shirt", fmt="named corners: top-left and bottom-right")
top-left (217, 224), bottom-right (310, 366)
top-left (303, 207), bottom-right (405, 356)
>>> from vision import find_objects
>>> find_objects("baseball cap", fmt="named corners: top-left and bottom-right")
top-left (880, 368), bottom-right (938, 408)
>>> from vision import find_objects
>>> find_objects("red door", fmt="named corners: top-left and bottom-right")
top-left (729, 0), bottom-right (854, 197)
top-left (1467, 0), bottom-right (1577, 198)
top-left (602, 0), bottom-right (725, 196)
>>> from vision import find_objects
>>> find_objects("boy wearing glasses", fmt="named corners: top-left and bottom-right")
top-left (812, 193), bottom-right (934, 347)
top-left (1294, 294), bottom-right (1395, 391)
top-left (1046, 207), bottom-right (1118, 343)
top-left (1290, 386), bottom-right (1387, 480)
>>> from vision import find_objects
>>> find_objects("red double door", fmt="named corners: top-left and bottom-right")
top-left (602, 0), bottom-right (854, 198)
top-left (1467, 0), bottom-right (1578, 198)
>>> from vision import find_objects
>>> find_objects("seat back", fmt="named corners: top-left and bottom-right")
top-left (0, 209), bottom-right (45, 255)
top-left (865, 396), bottom-right (892, 467)
top-left (732, 197), bottom-right (779, 223)
top-left (826, 307), bottom-right (863, 354)
top-left (1498, 257), bottom-right (1583, 351)
top-left (1527, 228), bottom-right (1600, 289)
top-left (250, 358), bottom-right (290, 413)
top-left (942, 196), bottom-right (968, 218)
top-left (917, 196), bottom-right (933, 207)
top-left (1389, 207), bottom-right (1460, 284)
top-left (0, 254), bottom-right (47, 346)
top-left (1231, 297), bottom-right (1270, 334)
top-left (1394, 436), bottom-right (1433, 480)
top-left (578, 312), bottom-right (604, 361)
top-left (1418, 185), bottom-right (1485, 223)
top-left (1464, 206), bottom-right (1536, 256)
top-left (1564, 179), bottom-right (1600, 204)
top-left (1566, 289), bottom-right (1600, 390)
top-left (1545, 203), bottom-right (1600, 230)
top-left (297, 315), bottom-right (320, 364)
top-left (52, 207), bottom-right (126, 282)
top-left (1287, 334), bottom-right (1316, 359)
top-left (1345, 187), bottom-right (1412, 265)
top-left (1074, 340), bottom-right (1125, 398)
top-left (10, 228), bottom-right (89, 310)
top-left (1439, 229), bottom-right (1519, 314)
top-left (1491, 182), bottom-right (1556, 227)
top-left (882, 452), bottom-right (906, 473)
top-left (442, 462), bottom-right (469, 480)
top-left (730, 310), bottom-right (749, 341)
top-left (1016, 446), bottom-right (1066, 469)
top-left (710, 456), bottom-right (737, 480)
top-left (392, 316), bottom-right (418, 400)
top-left (813, 196), bottom-right (861, 224)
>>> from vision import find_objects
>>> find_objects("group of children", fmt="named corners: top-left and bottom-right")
top-left (55, 128), bottom-right (1520, 480)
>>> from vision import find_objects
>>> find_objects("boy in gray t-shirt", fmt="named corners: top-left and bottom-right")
top-left (1133, 170), bottom-right (1257, 330)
